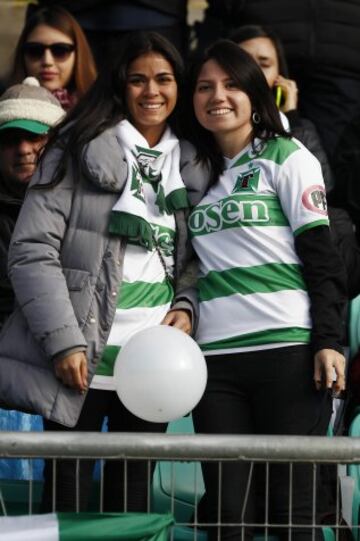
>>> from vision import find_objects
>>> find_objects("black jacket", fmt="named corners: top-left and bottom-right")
top-left (286, 110), bottom-right (334, 193)
top-left (200, 0), bottom-right (360, 79)
top-left (0, 183), bottom-right (22, 329)
top-left (330, 116), bottom-right (360, 223)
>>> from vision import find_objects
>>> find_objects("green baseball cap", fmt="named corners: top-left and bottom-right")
top-left (0, 119), bottom-right (50, 134)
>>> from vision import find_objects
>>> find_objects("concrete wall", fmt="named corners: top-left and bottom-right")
top-left (0, 1), bottom-right (28, 81)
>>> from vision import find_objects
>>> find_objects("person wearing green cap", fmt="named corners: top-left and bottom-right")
top-left (0, 76), bottom-right (64, 328)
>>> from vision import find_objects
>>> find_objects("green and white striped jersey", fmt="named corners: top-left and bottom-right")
top-left (189, 136), bottom-right (329, 355)
top-left (91, 215), bottom-right (175, 390)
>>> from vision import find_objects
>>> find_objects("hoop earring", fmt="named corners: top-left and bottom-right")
top-left (252, 111), bottom-right (261, 125)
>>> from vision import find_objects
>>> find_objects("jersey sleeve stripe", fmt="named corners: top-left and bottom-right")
top-left (293, 219), bottom-right (330, 237)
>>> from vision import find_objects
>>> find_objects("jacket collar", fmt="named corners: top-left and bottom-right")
top-left (81, 126), bottom-right (212, 202)
top-left (81, 126), bottom-right (128, 193)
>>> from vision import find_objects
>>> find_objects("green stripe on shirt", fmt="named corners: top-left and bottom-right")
top-left (200, 326), bottom-right (311, 351)
top-left (118, 279), bottom-right (174, 309)
top-left (198, 262), bottom-right (306, 302)
top-left (294, 219), bottom-right (329, 236)
top-left (96, 345), bottom-right (120, 376)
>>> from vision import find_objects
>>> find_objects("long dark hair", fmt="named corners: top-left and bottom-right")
top-left (229, 24), bottom-right (290, 79)
top-left (40, 31), bottom-right (184, 186)
top-left (10, 6), bottom-right (97, 97)
top-left (185, 40), bottom-right (289, 181)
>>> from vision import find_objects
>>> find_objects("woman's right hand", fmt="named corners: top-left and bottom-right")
top-left (54, 352), bottom-right (88, 393)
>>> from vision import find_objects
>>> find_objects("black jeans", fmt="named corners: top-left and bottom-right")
top-left (192, 345), bottom-right (333, 541)
top-left (41, 389), bottom-right (167, 512)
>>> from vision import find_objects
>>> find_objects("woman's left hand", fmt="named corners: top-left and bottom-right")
top-left (314, 348), bottom-right (346, 396)
top-left (161, 309), bottom-right (192, 334)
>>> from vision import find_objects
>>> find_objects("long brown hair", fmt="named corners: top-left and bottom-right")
top-left (10, 6), bottom-right (97, 97)
top-left (36, 31), bottom-right (185, 188)
top-left (185, 40), bottom-right (290, 181)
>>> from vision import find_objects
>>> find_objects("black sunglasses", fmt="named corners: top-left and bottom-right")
top-left (23, 42), bottom-right (75, 61)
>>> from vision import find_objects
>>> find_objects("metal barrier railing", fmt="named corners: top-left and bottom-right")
top-left (0, 432), bottom-right (359, 540)
top-left (1, 432), bottom-right (360, 460)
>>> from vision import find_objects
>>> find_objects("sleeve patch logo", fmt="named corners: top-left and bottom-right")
top-left (301, 185), bottom-right (327, 215)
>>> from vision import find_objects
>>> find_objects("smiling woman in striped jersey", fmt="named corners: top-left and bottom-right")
top-left (0, 31), bottom-right (207, 513)
top-left (185, 40), bottom-right (347, 541)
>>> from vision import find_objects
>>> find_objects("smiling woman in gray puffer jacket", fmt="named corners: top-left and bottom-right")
top-left (0, 31), bottom-right (208, 513)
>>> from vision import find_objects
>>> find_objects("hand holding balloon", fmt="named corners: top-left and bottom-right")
top-left (114, 325), bottom-right (207, 422)
top-left (161, 308), bottom-right (192, 334)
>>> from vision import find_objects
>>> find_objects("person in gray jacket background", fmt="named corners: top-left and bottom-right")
top-left (0, 31), bottom-right (206, 513)
top-left (0, 76), bottom-right (64, 329)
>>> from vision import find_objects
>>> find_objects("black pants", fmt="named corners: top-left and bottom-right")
top-left (192, 345), bottom-right (333, 541)
top-left (41, 389), bottom-right (167, 512)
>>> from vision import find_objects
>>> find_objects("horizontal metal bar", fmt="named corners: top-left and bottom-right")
top-left (0, 432), bottom-right (360, 462)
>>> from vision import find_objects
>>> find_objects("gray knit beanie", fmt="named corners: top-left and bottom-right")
top-left (0, 77), bottom-right (65, 134)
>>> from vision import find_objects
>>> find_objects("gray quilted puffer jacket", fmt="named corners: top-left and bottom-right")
top-left (0, 126), bottom-right (209, 427)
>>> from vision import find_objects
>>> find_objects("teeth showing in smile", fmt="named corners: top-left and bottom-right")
top-left (208, 108), bottom-right (232, 116)
top-left (141, 103), bottom-right (163, 109)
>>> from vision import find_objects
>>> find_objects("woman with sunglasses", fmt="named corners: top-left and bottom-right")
top-left (185, 40), bottom-right (346, 540)
top-left (0, 31), bottom-right (204, 512)
top-left (10, 6), bottom-right (97, 110)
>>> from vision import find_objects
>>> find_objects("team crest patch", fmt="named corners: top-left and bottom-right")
top-left (131, 146), bottom-right (166, 210)
top-left (134, 146), bottom-right (162, 187)
top-left (301, 185), bottom-right (327, 215)
top-left (233, 167), bottom-right (260, 193)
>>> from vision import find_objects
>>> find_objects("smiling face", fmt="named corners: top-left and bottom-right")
top-left (193, 59), bottom-right (253, 156)
top-left (24, 24), bottom-right (75, 91)
top-left (238, 36), bottom-right (279, 88)
top-left (125, 52), bottom-right (178, 146)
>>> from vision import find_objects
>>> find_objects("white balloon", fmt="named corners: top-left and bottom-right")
top-left (114, 325), bottom-right (207, 423)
